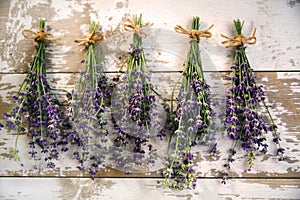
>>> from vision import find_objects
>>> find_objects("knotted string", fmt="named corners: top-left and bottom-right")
top-left (221, 28), bottom-right (257, 48)
top-left (174, 24), bottom-right (214, 42)
top-left (123, 18), bottom-right (153, 38)
top-left (75, 24), bottom-right (104, 46)
top-left (22, 29), bottom-right (57, 42)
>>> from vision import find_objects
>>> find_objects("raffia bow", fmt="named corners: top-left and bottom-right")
top-left (75, 24), bottom-right (104, 46)
top-left (221, 28), bottom-right (257, 48)
top-left (123, 18), bottom-right (153, 38)
top-left (22, 29), bottom-right (57, 42)
top-left (174, 24), bottom-right (214, 42)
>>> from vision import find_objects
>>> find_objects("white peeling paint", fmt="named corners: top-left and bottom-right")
top-left (0, 178), bottom-right (299, 199)
top-left (51, 0), bottom-right (86, 21)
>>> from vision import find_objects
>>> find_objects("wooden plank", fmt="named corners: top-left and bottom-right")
top-left (0, 178), bottom-right (299, 199)
top-left (0, 72), bottom-right (299, 178)
top-left (0, 0), bottom-right (299, 73)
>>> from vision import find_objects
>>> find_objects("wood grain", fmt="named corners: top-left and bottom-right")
top-left (0, 178), bottom-right (299, 200)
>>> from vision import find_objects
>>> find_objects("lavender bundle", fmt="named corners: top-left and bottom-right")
top-left (67, 21), bottom-right (110, 177)
top-left (111, 14), bottom-right (161, 173)
top-left (162, 17), bottom-right (215, 189)
top-left (221, 20), bottom-right (285, 183)
top-left (1, 20), bottom-right (71, 168)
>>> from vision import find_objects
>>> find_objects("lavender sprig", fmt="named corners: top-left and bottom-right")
top-left (162, 17), bottom-right (216, 190)
top-left (67, 21), bottom-right (109, 178)
top-left (222, 19), bottom-right (285, 183)
top-left (111, 14), bottom-right (160, 173)
top-left (1, 20), bottom-right (70, 168)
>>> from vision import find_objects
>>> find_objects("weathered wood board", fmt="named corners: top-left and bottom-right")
top-left (0, 0), bottom-right (300, 199)
top-left (0, 178), bottom-right (299, 200)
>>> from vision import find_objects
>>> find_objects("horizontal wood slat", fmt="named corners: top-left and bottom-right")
top-left (0, 178), bottom-right (299, 199)
top-left (0, 1), bottom-right (300, 73)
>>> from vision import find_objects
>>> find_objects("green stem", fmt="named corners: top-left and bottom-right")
top-left (170, 76), bottom-right (182, 113)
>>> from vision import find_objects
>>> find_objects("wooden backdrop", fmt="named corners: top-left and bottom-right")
top-left (0, 0), bottom-right (299, 199)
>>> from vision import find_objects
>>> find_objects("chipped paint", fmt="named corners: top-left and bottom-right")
top-left (0, 178), bottom-right (299, 199)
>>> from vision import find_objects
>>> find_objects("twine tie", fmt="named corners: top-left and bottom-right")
top-left (174, 24), bottom-right (214, 42)
top-left (221, 28), bottom-right (257, 48)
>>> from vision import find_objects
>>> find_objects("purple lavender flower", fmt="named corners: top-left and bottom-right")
top-left (222, 19), bottom-right (285, 183)
top-left (67, 21), bottom-right (109, 178)
top-left (1, 20), bottom-right (73, 167)
top-left (110, 14), bottom-right (164, 173)
top-left (162, 149), bottom-right (197, 190)
top-left (0, 122), bottom-right (4, 131)
top-left (163, 17), bottom-right (216, 190)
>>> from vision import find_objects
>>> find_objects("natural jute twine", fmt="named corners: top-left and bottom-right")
top-left (221, 28), bottom-right (257, 48)
top-left (123, 18), bottom-right (153, 38)
top-left (22, 29), bottom-right (57, 42)
top-left (174, 24), bottom-right (214, 42)
top-left (75, 24), bottom-right (104, 46)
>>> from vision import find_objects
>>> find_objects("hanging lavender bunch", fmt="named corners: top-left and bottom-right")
top-left (67, 21), bottom-right (110, 178)
top-left (221, 20), bottom-right (285, 183)
top-left (162, 17), bottom-right (215, 190)
top-left (110, 14), bottom-right (162, 173)
top-left (1, 19), bottom-right (71, 168)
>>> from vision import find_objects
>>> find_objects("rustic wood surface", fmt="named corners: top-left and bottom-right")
top-left (0, 0), bottom-right (299, 199)
top-left (0, 178), bottom-right (299, 200)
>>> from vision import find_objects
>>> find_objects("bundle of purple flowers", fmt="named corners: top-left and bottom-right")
top-left (110, 14), bottom-right (163, 173)
top-left (1, 20), bottom-right (74, 168)
top-left (222, 20), bottom-right (285, 184)
top-left (67, 21), bottom-right (110, 178)
top-left (162, 17), bottom-right (216, 189)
